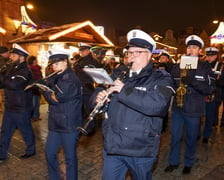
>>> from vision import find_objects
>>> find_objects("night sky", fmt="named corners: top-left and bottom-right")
top-left (29, 0), bottom-right (224, 35)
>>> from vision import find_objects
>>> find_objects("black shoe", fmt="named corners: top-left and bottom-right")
top-left (164, 165), bottom-right (179, 172)
top-left (182, 166), bottom-right (192, 174)
top-left (20, 152), bottom-right (36, 159)
top-left (202, 138), bottom-right (208, 144)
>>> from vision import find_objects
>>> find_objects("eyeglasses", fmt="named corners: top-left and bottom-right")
top-left (125, 51), bottom-right (149, 57)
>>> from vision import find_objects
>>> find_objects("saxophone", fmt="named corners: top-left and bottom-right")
top-left (176, 55), bottom-right (196, 108)
top-left (176, 69), bottom-right (187, 108)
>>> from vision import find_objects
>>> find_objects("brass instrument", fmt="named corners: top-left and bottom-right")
top-left (77, 62), bottom-right (133, 134)
top-left (176, 69), bottom-right (187, 108)
top-left (176, 55), bottom-right (198, 108)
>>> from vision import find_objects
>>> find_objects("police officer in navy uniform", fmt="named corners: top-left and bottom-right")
top-left (73, 43), bottom-right (100, 133)
top-left (40, 47), bottom-right (83, 180)
top-left (95, 29), bottom-right (174, 180)
top-left (157, 50), bottom-right (174, 132)
top-left (157, 50), bottom-right (173, 73)
top-left (74, 43), bottom-right (101, 112)
top-left (0, 44), bottom-right (36, 162)
top-left (164, 35), bottom-right (216, 174)
top-left (202, 47), bottom-right (224, 143)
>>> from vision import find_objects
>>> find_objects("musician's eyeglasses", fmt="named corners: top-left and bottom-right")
top-left (125, 51), bottom-right (149, 57)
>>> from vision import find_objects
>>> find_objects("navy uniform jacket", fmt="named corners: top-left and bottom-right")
top-left (207, 60), bottom-right (224, 103)
top-left (73, 53), bottom-right (100, 95)
top-left (102, 61), bottom-right (174, 157)
top-left (0, 61), bottom-right (33, 113)
top-left (170, 60), bottom-right (216, 117)
top-left (42, 68), bottom-right (83, 133)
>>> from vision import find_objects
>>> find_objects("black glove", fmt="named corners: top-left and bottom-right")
top-left (181, 69), bottom-right (196, 85)
top-left (181, 76), bottom-right (194, 85)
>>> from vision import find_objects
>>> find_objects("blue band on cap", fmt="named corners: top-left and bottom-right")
top-left (48, 54), bottom-right (68, 65)
top-left (187, 40), bottom-right (202, 48)
top-left (10, 48), bottom-right (28, 57)
top-left (79, 46), bottom-right (90, 51)
top-left (206, 51), bottom-right (218, 55)
top-left (128, 38), bottom-right (153, 52)
top-left (160, 53), bottom-right (170, 58)
top-left (49, 54), bottom-right (68, 60)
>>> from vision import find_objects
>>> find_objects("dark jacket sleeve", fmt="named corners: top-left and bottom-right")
top-left (118, 73), bottom-right (174, 117)
top-left (189, 62), bottom-right (216, 95)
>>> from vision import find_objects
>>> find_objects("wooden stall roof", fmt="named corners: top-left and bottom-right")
top-left (9, 20), bottom-right (114, 47)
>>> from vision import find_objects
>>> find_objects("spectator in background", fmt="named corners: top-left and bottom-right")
top-left (27, 56), bottom-right (43, 121)
top-left (70, 52), bottom-right (81, 70)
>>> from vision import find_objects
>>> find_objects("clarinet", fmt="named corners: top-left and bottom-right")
top-left (77, 62), bottom-right (133, 134)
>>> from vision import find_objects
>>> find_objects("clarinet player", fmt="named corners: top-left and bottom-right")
top-left (94, 29), bottom-right (174, 180)
top-left (164, 35), bottom-right (216, 174)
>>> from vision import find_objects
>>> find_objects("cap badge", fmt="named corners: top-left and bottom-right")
top-left (132, 31), bottom-right (137, 38)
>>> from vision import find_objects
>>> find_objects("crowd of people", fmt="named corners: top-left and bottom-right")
top-left (0, 28), bottom-right (224, 180)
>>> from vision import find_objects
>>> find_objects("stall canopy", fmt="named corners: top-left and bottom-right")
top-left (9, 20), bottom-right (114, 47)
top-left (210, 21), bottom-right (224, 45)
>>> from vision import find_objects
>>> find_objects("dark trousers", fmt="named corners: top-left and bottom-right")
top-left (31, 95), bottom-right (41, 119)
top-left (0, 110), bottom-right (36, 158)
top-left (203, 101), bottom-right (219, 138)
top-left (168, 109), bottom-right (200, 167)
top-left (45, 130), bottom-right (79, 180)
top-left (102, 150), bottom-right (156, 180)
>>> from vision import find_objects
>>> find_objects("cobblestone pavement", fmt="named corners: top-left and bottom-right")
top-left (0, 104), bottom-right (224, 180)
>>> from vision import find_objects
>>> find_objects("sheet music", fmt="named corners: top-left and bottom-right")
top-left (83, 68), bottom-right (114, 85)
top-left (180, 55), bottom-right (198, 69)
top-left (24, 83), bottom-right (54, 93)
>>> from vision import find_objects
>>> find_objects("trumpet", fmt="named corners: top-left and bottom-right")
top-left (77, 62), bottom-right (133, 134)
